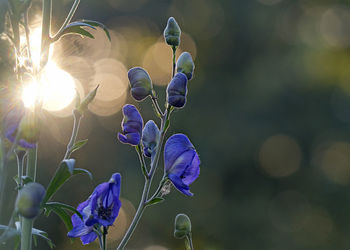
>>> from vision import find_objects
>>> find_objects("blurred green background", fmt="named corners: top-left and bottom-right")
top-left (4, 0), bottom-right (350, 249)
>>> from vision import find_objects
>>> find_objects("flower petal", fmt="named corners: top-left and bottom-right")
top-left (164, 134), bottom-right (194, 172)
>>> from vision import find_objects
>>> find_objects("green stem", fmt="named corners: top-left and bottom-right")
top-left (146, 176), bottom-right (167, 204)
top-left (64, 110), bottom-right (82, 159)
top-left (151, 95), bottom-right (164, 117)
top-left (40, 0), bottom-right (52, 68)
top-left (21, 147), bottom-right (37, 250)
top-left (117, 110), bottom-right (171, 250)
top-left (102, 226), bottom-right (107, 250)
top-left (172, 46), bottom-right (176, 78)
top-left (185, 234), bottom-right (194, 250)
top-left (52, 0), bottom-right (80, 40)
top-left (24, 9), bottom-right (33, 70)
top-left (135, 145), bottom-right (148, 178)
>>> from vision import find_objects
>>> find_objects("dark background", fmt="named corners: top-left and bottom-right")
top-left (3, 0), bottom-right (350, 249)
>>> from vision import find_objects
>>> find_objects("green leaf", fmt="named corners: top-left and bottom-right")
top-left (80, 19), bottom-right (111, 41)
top-left (54, 22), bottom-right (96, 42)
top-left (44, 202), bottom-right (83, 220)
top-left (42, 159), bottom-right (92, 204)
top-left (0, 224), bottom-right (55, 248)
top-left (46, 206), bottom-right (73, 231)
top-left (147, 197), bottom-right (165, 206)
top-left (70, 139), bottom-right (88, 154)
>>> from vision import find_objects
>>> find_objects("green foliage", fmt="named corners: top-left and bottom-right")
top-left (0, 224), bottom-right (54, 248)
top-left (43, 202), bottom-right (83, 232)
top-left (42, 159), bottom-right (92, 204)
top-left (70, 139), bottom-right (88, 154)
top-left (146, 197), bottom-right (165, 206)
top-left (80, 19), bottom-right (111, 41)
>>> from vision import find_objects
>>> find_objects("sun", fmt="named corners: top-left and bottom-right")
top-left (22, 62), bottom-right (77, 111)
top-left (21, 26), bottom-right (77, 112)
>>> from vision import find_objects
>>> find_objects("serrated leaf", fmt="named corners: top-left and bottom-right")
top-left (80, 19), bottom-right (111, 41)
top-left (42, 159), bottom-right (92, 204)
top-left (147, 197), bottom-right (165, 206)
top-left (70, 139), bottom-right (88, 154)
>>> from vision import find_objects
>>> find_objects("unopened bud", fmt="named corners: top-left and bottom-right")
top-left (164, 17), bottom-right (181, 47)
top-left (128, 67), bottom-right (153, 101)
top-left (174, 213), bottom-right (192, 239)
top-left (16, 182), bottom-right (45, 219)
top-left (176, 52), bottom-right (195, 80)
top-left (142, 120), bottom-right (160, 157)
top-left (77, 85), bottom-right (99, 115)
top-left (166, 72), bottom-right (188, 108)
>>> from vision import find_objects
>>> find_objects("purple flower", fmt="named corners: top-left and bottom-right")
top-left (67, 173), bottom-right (122, 245)
top-left (166, 73), bottom-right (188, 108)
top-left (142, 120), bottom-right (160, 158)
top-left (128, 67), bottom-right (153, 101)
top-left (118, 104), bottom-right (143, 146)
top-left (164, 134), bottom-right (200, 196)
top-left (3, 106), bottom-right (36, 148)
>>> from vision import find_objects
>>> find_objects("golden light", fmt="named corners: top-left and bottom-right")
top-left (22, 62), bottom-right (77, 111)
top-left (20, 25), bottom-right (77, 112)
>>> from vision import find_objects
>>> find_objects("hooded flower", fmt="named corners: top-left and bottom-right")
top-left (166, 73), bottom-right (188, 108)
top-left (68, 173), bottom-right (122, 245)
top-left (142, 120), bottom-right (160, 158)
top-left (164, 134), bottom-right (200, 196)
top-left (128, 67), bottom-right (153, 101)
top-left (118, 104), bottom-right (143, 146)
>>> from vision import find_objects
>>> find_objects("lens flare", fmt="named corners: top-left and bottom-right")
top-left (21, 62), bottom-right (77, 111)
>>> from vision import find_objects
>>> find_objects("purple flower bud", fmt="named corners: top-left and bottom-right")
top-left (164, 134), bottom-right (200, 196)
top-left (176, 52), bottom-right (195, 80)
top-left (128, 67), bottom-right (153, 101)
top-left (118, 104), bottom-right (144, 146)
top-left (68, 173), bottom-right (122, 245)
top-left (164, 17), bottom-right (181, 47)
top-left (16, 182), bottom-right (46, 219)
top-left (166, 73), bottom-right (188, 108)
top-left (142, 120), bottom-right (160, 158)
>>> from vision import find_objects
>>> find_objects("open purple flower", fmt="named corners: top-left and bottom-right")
top-left (68, 173), bottom-right (122, 245)
top-left (164, 134), bottom-right (200, 196)
top-left (118, 104), bottom-right (143, 146)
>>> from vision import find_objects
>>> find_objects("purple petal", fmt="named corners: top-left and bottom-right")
top-left (80, 231), bottom-right (98, 245)
top-left (164, 134), bottom-right (194, 172)
top-left (182, 153), bottom-right (200, 186)
top-left (168, 173), bottom-right (193, 196)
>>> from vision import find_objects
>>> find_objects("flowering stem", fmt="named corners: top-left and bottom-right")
top-left (172, 46), bottom-right (177, 78)
top-left (151, 95), bottom-right (164, 117)
top-left (135, 145), bottom-right (148, 178)
top-left (102, 226), bottom-right (108, 250)
top-left (117, 108), bottom-right (171, 250)
top-left (64, 111), bottom-right (82, 159)
top-left (21, 147), bottom-right (38, 250)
